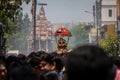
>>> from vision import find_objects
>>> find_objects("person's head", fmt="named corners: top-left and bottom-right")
top-left (6, 55), bottom-right (22, 70)
top-left (0, 60), bottom-right (7, 80)
top-left (64, 45), bottom-right (116, 80)
top-left (111, 56), bottom-right (120, 69)
top-left (17, 54), bottom-right (27, 63)
top-left (49, 52), bottom-right (64, 73)
top-left (28, 57), bottom-right (41, 76)
top-left (39, 70), bottom-right (58, 80)
top-left (40, 53), bottom-right (55, 71)
top-left (36, 50), bottom-right (46, 57)
top-left (0, 55), bottom-right (6, 63)
top-left (7, 64), bottom-right (37, 80)
top-left (27, 52), bottom-right (37, 58)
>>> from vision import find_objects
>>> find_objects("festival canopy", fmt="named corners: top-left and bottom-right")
top-left (53, 27), bottom-right (72, 36)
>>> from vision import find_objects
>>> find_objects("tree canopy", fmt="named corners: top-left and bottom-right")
top-left (0, 0), bottom-right (31, 34)
top-left (69, 23), bottom-right (89, 48)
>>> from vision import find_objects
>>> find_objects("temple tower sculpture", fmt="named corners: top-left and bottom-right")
top-left (36, 3), bottom-right (53, 52)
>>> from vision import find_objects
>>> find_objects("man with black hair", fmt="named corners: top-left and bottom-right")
top-left (64, 45), bottom-right (116, 80)
top-left (6, 64), bottom-right (37, 80)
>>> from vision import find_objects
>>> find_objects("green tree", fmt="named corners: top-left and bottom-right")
top-left (0, 0), bottom-right (31, 34)
top-left (100, 35), bottom-right (120, 56)
top-left (7, 12), bottom-right (31, 54)
top-left (0, 0), bottom-right (31, 54)
top-left (69, 23), bottom-right (88, 48)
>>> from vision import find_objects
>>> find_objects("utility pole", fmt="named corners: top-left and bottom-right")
top-left (95, 0), bottom-right (101, 45)
top-left (84, 10), bottom-right (96, 44)
top-left (31, 0), bottom-right (37, 51)
top-left (93, 5), bottom-right (95, 27)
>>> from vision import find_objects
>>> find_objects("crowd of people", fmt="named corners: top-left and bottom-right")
top-left (0, 44), bottom-right (120, 80)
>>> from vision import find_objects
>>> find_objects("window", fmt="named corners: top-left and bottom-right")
top-left (108, 9), bottom-right (112, 17)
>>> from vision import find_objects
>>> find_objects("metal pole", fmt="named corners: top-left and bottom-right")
top-left (95, 0), bottom-right (100, 45)
top-left (34, 0), bottom-right (37, 50)
top-left (93, 5), bottom-right (95, 27)
top-left (95, 0), bottom-right (101, 45)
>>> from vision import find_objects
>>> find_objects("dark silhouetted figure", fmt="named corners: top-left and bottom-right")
top-left (64, 45), bottom-right (116, 80)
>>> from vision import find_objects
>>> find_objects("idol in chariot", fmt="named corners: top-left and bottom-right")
top-left (53, 27), bottom-right (72, 57)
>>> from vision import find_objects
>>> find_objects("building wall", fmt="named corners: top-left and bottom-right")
top-left (101, 5), bottom-right (116, 21)
top-left (101, 0), bottom-right (117, 26)
top-left (117, 0), bottom-right (120, 16)
top-left (89, 27), bottom-right (97, 44)
top-left (102, 0), bottom-right (116, 5)
top-left (106, 24), bottom-right (116, 37)
top-left (90, 0), bottom-right (117, 44)
top-left (117, 0), bottom-right (120, 37)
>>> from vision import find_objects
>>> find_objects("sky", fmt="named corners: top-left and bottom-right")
top-left (22, 0), bottom-right (95, 23)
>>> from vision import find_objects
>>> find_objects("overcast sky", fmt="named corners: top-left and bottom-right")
top-left (22, 0), bottom-right (95, 23)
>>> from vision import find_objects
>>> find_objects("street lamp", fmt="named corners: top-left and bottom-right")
top-left (84, 4), bottom-right (100, 45)
top-left (84, 6), bottom-right (95, 27)
top-left (84, 10), bottom-right (98, 45)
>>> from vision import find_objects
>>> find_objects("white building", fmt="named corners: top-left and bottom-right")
top-left (88, 27), bottom-right (97, 44)
top-left (101, 0), bottom-right (117, 26)
top-left (89, 0), bottom-right (117, 44)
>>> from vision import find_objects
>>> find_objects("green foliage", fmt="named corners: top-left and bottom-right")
top-left (7, 12), bottom-right (31, 54)
top-left (101, 35), bottom-right (120, 56)
top-left (0, 0), bottom-right (31, 53)
top-left (69, 23), bottom-right (88, 48)
top-left (0, 0), bottom-right (31, 34)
